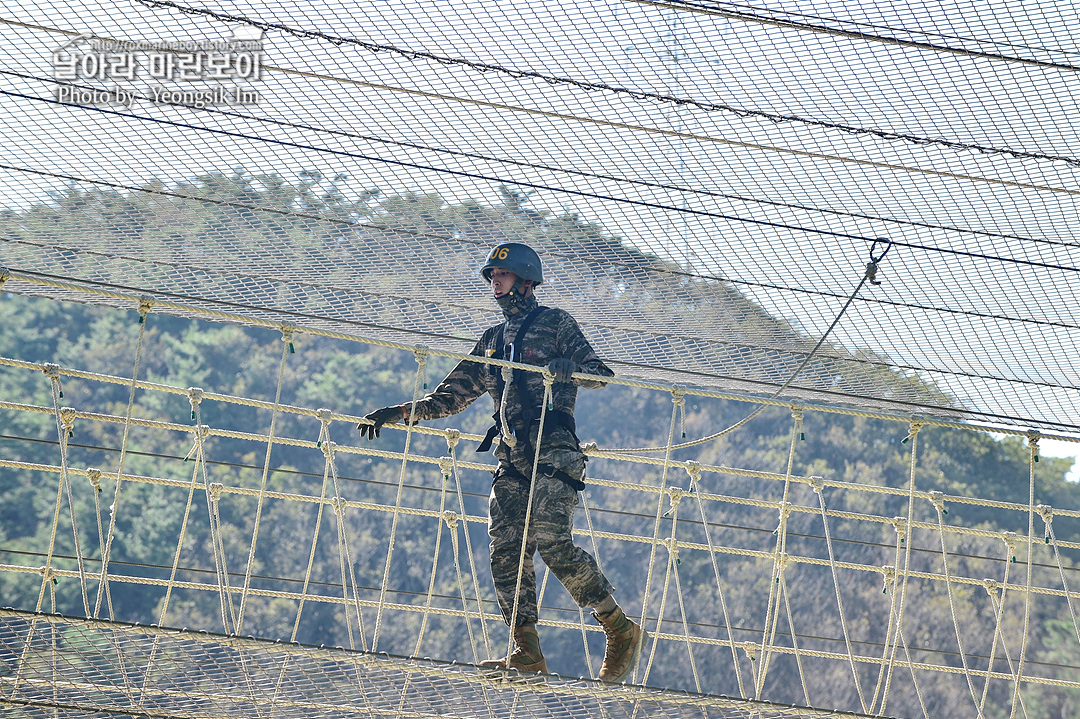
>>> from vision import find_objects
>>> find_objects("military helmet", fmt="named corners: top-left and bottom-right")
top-left (480, 242), bottom-right (543, 285)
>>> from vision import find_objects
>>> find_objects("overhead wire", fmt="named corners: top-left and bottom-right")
top-left (694, 0), bottom-right (1080, 57)
top-left (6, 89), bottom-right (1079, 268)
top-left (4, 66), bottom-right (1077, 255)
top-left (108, 4), bottom-right (1080, 167)
top-left (630, 0), bottom-right (1080, 71)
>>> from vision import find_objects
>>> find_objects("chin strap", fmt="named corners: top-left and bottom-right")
top-left (496, 278), bottom-right (529, 313)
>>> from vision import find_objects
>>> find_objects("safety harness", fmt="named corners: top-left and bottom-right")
top-left (475, 306), bottom-right (586, 491)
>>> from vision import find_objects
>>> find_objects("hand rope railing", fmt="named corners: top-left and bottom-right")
top-left (5, 451), bottom-right (1080, 604)
top-left (7, 362), bottom-right (1077, 529)
top-left (6, 269), bottom-right (1080, 442)
top-left (5, 320), bottom-right (1080, 713)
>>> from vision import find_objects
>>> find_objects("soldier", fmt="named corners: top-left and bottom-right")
top-left (359, 241), bottom-right (645, 682)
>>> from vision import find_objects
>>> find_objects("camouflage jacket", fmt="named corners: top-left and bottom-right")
top-left (401, 293), bottom-right (613, 465)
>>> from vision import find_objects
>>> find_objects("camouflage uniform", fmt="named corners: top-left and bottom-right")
top-left (404, 292), bottom-right (615, 626)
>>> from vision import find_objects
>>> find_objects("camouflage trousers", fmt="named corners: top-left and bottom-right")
top-left (488, 451), bottom-right (614, 627)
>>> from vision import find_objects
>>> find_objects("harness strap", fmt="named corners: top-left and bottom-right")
top-left (499, 462), bottom-right (587, 493)
top-left (477, 306), bottom-right (547, 453)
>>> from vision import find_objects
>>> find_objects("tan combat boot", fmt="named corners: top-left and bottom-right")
top-left (593, 606), bottom-right (645, 683)
top-left (479, 625), bottom-right (548, 674)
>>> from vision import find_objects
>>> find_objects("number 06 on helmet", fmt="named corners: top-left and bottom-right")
top-left (480, 242), bottom-right (544, 285)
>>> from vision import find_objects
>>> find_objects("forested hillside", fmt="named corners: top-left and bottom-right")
top-left (1, 174), bottom-right (1078, 717)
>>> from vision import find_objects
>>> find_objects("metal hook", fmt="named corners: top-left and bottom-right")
top-left (869, 237), bottom-right (892, 264)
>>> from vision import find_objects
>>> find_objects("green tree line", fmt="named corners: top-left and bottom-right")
top-left (0, 173), bottom-right (1077, 717)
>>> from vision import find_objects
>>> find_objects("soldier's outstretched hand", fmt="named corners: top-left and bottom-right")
top-left (358, 406), bottom-right (406, 440)
top-left (547, 358), bottom-right (576, 383)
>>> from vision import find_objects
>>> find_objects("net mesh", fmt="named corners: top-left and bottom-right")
top-left (0, 609), bottom-right (879, 719)
top-left (0, 0), bottom-right (1077, 432)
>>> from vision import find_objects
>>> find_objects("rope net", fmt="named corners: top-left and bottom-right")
top-left (0, 0), bottom-right (1077, 431)
top-left (1, 1), bottom-right (1079, 718)
top-left (0, 609), bottom-right (877, 719)
top-left (0, 301), bottom-right (1079, 717)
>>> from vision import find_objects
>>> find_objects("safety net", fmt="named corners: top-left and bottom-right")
top-left (0, 0), bottom-right (1077, 433)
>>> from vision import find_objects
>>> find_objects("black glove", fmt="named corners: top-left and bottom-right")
top-left (547, 358), bottom-right (576, 383)
top-left (358, 406), bottom-right (406, 440)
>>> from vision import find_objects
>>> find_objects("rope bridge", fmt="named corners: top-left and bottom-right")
top-left (1, 281), bottom-right (1078, 718)
top-left (1, 0), bottom-right (1079, 716)
top-left (0, 609), bottom-right (880, 719)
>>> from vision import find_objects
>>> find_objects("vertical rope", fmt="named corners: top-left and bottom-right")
top-left (86, 474), bottom-right (135, 710)
top-left (579, 490), bottom-right (607, 679)
top-left (372, 346), bottom-right (428, 651)
top-left (444, 507), bottom-right (481, 665)
top-left (292, 411), bottom-right (334, 643)
top-left (779, 569), bottom-right (812, 706)
top-left (190, 389), bottom-right (235, 634)
top-left (643, 487), bottom-right (700, 692)
top-left (326, 429), bottom-right (368, 650)
top-left (755, 408), bottom-right (802, 697)
top-left (58, 406), bottom-right (91, 617)
top-left (37, 365), bottom-right (92, 616)
top-left (982, 577), bottom-right (1029, 718)
top-left (642, 488), bottom-right (677, 684)
top-left (94, 298), bottom-right (152, 619)
top-left (634, 387), bottom-right (682, 683)
top-left (505, 377), bottom-right (554, 644)
top-left (136, 440), bottom-right (204, 713)
top-left (929, 491), bottom-right (983, 717)
top-left (84, 468), bottom-right (112, 617)
top-left (1009, 433), bottom-right (1039, 719)
top-left (869, 528), bottom-right (904, 714)
top-left (36, 366), bottom-right (65, 614)
top-left (978, 539), bottom-right (1016, 715)
top-left (879, 421), bottom-right (923, 715)
top-left (446, 429), bottom-right (491, 658)
top-left (235, 325), bottom-right (294, 634)
top-left (158, 452), bottom-right (202, 626)
top-left (414, 457), bottom-right (453, 656)
top-left (811, 477), bottom-right (870, 714)
top-left (1037, 504), bottom-right (1080, 648)
top-left (685, 461), bottom-right (748, 698)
